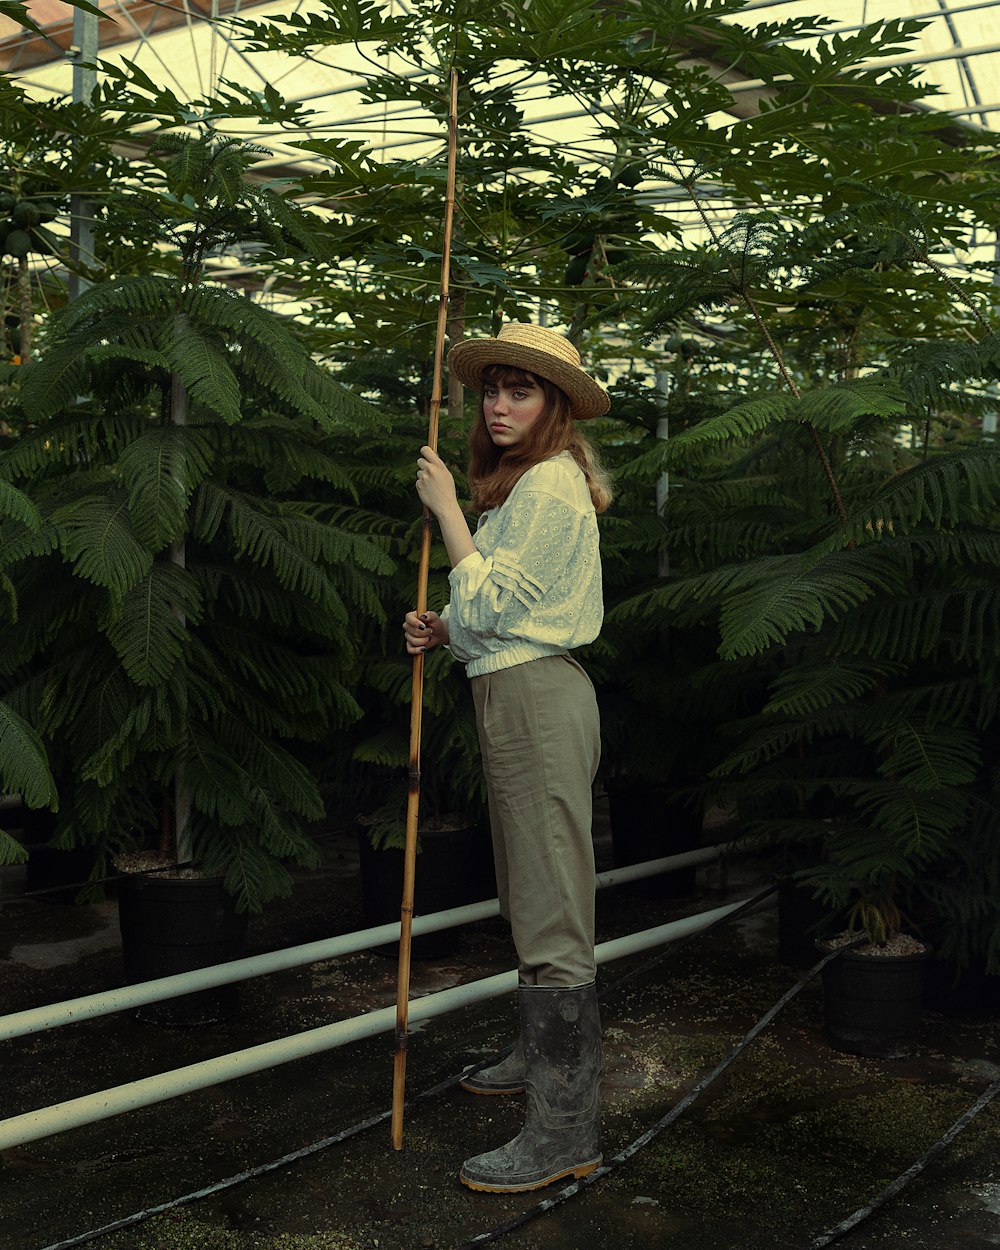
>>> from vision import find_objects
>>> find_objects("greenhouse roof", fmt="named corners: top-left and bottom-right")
top-left (3, 1), bottom-right (999, 300)
top-left (4, 0), bottom-right (1000, 139)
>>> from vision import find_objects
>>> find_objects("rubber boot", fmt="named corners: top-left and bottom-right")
top-left (459, 983), bottom-right (602, 1192)
top-left (460, 1038), bottom-right (526, 1096)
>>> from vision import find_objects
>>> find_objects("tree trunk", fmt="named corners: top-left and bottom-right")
top-left (169, 371), bottom-right (193, 864)
top-left (17, 256), bottom-right (32, 364)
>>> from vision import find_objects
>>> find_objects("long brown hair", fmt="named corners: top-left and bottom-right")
top-left (468, 366), bottom-right (613, 513)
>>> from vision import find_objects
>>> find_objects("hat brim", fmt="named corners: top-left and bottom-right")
top-left (448, 338), bottom-right (610, 420)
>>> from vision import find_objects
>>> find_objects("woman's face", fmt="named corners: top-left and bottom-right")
top-left (482, 372), bottom-right (546, 448)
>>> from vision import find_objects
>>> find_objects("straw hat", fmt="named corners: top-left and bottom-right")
top-left (448, 323), bottom-right (610, 420)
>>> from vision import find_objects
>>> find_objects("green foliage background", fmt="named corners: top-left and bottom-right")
top-left (0, 1), bottom-right (997, 953)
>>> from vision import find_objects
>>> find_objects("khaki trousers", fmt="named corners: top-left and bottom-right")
top-left (471, 654), bottom-right (601, 987)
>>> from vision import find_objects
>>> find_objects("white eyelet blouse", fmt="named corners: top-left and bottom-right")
top-left (442, 452), bottom-right (603, 677)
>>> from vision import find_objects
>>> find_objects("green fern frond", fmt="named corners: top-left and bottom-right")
top-left (874, 721), bottom-right (980, 790)
top-left (840, 446), bottom-right (1000, 544)
top-left (216, 839), bottom-right (294, 914)
top-left (79, 693), bottom-right (157, 785)
top-left (667, 394), bottom-right (795, 453)
top-left (0, 480), bottom-right (41, 531)
top-left (352, 727), bottom-right (407, 768)
top-left (714, 706), bottom-right (861, 775)
top-left (0, 700), bottom-right (57, 810)
top-left (18, 333), bottom-right (92, 423)
top-left (205, 621), bottom-right (360, 717)
top-left (218, 419), bottom-right (357, 494)
top-left (268, 437), bottom-right (357, 495)
top-left (763, 660), bottom-right (892, 716)
top-left (281, 508), bottom-right (396, 575)
top-left (217, 490), bottom-right (341, 608)
top-left (116, 426), bottom-right (215, 549)
top-left (161, 315), bottom-right (243, 424)
top-left (88, 343), bottom-right (171, 372)
top-left (191, 479), bottom-right (230, 543)
top-left (55, 275), bottom-right (172, 335)
top-left (791, 379), bottom-right (909, 432)
top-left (103, 563), bottom-right (203, 686)
top-left (52, 492), bottom-right (152, 597)
top-left (187, 718), bottom-right (325, 822)
top-left (0, 412), bottom-right (147, 478)
top-left (300, 357), bottom-right (382, 431)
top-left (719, 546), bottom-right (905, 659)
top-left (832, 585), bottom-right (1000, 663)
top-left (851, 785), bottom-right (970, 861)
top-left (184, 289), bottom-right (328, 422)
top-left (0, 827), bottom-right (28, 867)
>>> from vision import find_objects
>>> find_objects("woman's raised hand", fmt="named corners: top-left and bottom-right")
top-left (415, 445), bottom-right (459, 517)
top-left (403, 609), bottom-right (449, 656)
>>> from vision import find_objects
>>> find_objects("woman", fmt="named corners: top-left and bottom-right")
top-left (402, 322), bottom-right (612, 1194)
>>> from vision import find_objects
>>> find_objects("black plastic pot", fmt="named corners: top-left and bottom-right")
top-left (817, 938), bottom-right (931, 1058)
top-left (358, 821), bottom-right (494, 960)
top-left (118, 873), bottom-right (249, 1026)
top-left (607, 785), bottom-right (699, 899)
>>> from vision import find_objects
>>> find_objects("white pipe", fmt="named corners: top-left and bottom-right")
top-left (0, 898), bottom-right (753, 1150)
top-left (0, 846), bottom-right (729, 1041)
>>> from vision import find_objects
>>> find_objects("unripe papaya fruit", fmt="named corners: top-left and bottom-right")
top-left (12, 201), bottom-right (40, 229)
top-left (564, 254), bottom-right (588, 285)
top-left (4, 229), bottom-right (32, 259)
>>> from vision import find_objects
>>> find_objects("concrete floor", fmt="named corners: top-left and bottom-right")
top-left (1, 819), bottom-right (999, 1250)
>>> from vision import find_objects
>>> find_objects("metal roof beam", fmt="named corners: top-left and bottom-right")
top-left (0, 0), bottom-right (278, 73)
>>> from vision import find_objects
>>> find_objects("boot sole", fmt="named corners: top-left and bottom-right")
top-left (460, 1157), bottom-right (601, 1193)
top-left (458, 1080), bottom-right (527, 1096)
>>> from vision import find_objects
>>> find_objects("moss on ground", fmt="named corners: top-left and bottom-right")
top-left (102, 1209), bottom-right (363, 1250)
top-left (641, 1034), bottom-right (1000, 1232)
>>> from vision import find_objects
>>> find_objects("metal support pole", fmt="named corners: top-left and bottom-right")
top-left (985, 232), bottom-right (1000, 442)
top-left (0, 897), bottom-right (754, 1151)
top-left (68, 7), bottom-right (98, 302)
top-left (654, 368), bottom-right (671, 578)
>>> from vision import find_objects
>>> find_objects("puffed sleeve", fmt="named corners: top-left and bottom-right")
top-left (447, 489), bottom-right (588, 642)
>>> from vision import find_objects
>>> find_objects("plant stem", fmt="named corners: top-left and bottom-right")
top-left (170, 371), bottom-right (193, 865)
top-left (920, 253), bottom-right (994, 337)
top-left (17, 256), bottom-right (31, 363)
top-left (687, 187), bottom-right (849, 527)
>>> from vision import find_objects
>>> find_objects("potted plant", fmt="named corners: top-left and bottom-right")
top-left (0, 475), bottom-right (59, 887)
top-left (608, 114), bottom-right (1000, 1022)
top-left (0, 130), bottom-right (391, 1016)
top-left (812, 894), bottom-right (932, 1058)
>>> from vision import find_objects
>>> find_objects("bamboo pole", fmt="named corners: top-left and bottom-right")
top-left (391, 67), bottom-right (460, 1152)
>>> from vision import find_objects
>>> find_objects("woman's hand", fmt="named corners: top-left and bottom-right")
top-left (415, 445), bottom-right (459, 518)
top-left (403, 609), bottom-right (449, 656)
top-left (415, 445), bottom-right (477, 569)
